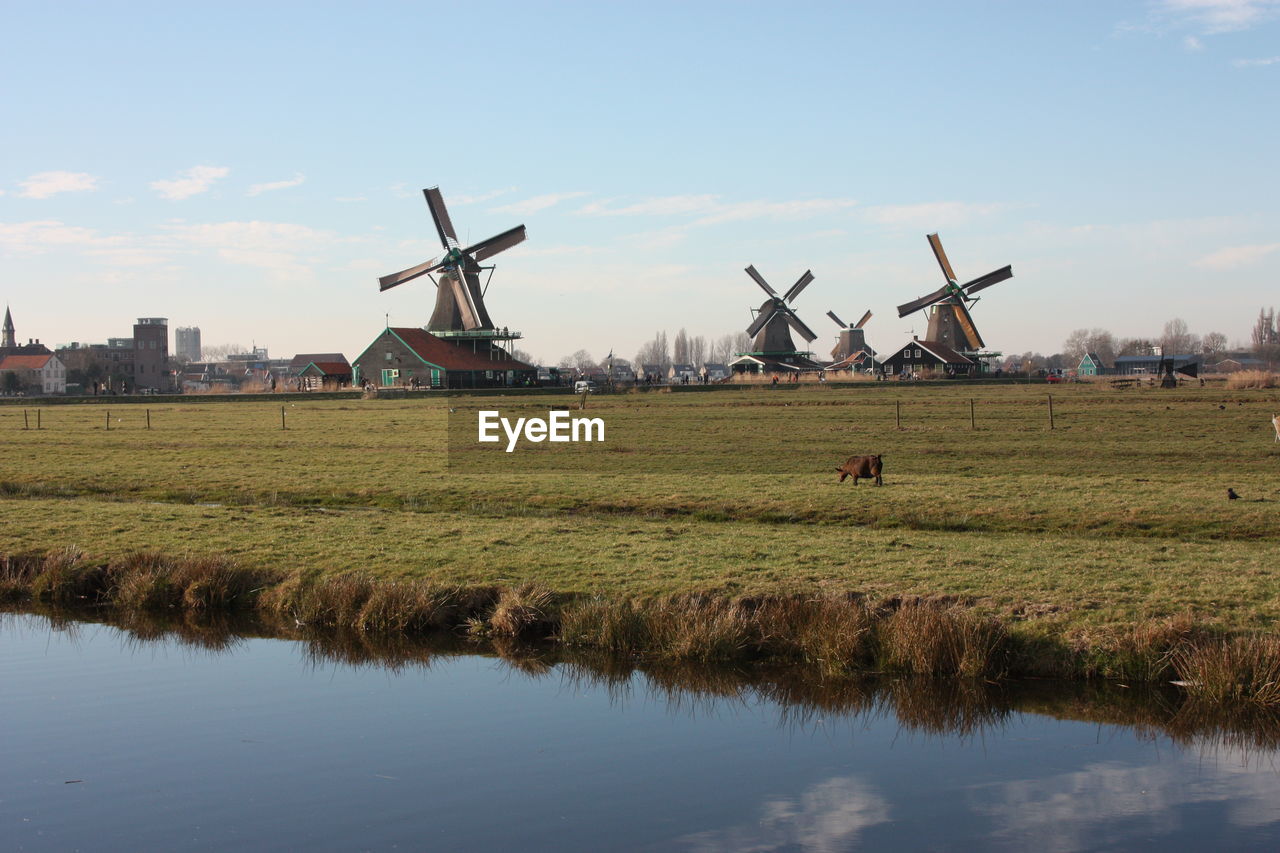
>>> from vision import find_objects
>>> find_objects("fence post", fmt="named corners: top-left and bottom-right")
top-left (895, 399), bottom-right (901, 429)
top-left (970, 398), bottom-right (975, 430)
top-left (146, 409), bottom-right (151, 430)
top-left (37, 409), bottom-right (41, 430)
top-left (281, 405), bottom-right (287, 430)
top-left (1048, 394), bottom-right (1055, 430)
top-left (23, 410), bottom-right (29, 430)
top-left (105, 410), bottom-right (110, 431)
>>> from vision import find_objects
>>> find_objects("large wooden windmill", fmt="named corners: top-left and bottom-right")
top-left (826, 308), bottom-right (873, 362)
top-left (896, 233), bottom-right (1012, 356)
top-left (379, 187), bottom-right (527, 336)
top-left (744, 265), bottom-right (819, 356)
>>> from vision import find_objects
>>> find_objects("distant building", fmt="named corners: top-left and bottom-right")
top-left (1112, 353), bottom-right (1201, 376)
top-left (1, 306), bottom-right (53, 358)
top-left (175, 326), bottom-right (202, 362)
top-left (352, 327), bottom-right (535, 389)
top-left (1078, 352), bottom-right (1108, 376)
top-left (700, 363), bottom-right (730, 382)
top-left (879, 338), bottom-right (975, 377)
top-left (56, 317), bottom-right (174, 393)
top-left (291, 354), bottom-right (352, 391)
top-left (0, 353), bottom-right (66, 395)
top-left (668, 363), bottom-right (697, 382)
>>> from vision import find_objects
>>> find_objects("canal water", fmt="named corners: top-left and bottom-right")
top-left (4, 611), bottom-right (1280, 851)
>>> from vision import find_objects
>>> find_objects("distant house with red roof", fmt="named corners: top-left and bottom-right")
top-left (351, 327), bottom-right (535, 389)
top-left (295, 360), bottom-right (353, 391)
top-left (0, 353), bottom-right (66, 395)
top-left (879, 338), bottom-right (975, 378)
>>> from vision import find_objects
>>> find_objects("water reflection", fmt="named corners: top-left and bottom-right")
top-left (5, 606), bottom-right (1280, 852)
top-left (11, 603), bottom-right (1280, 754)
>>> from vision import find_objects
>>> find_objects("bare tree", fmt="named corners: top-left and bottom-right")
top-left (1200, 332), bottom-right (1227, 359)
top-left (1252, 308), bottom-right (1279, 365)
top-left (688, 335), bottom-right (707, 367)
top-left (1117, 337), bottom-right (1156, 357)
top-left (1161, 318), bottom-right (1199, 357)
top-left (634, 331), bottom-right (671, 370)
top-left (557, 349), bottom-right (596, 373)
top-left (201, 343), bottom-right (246, 360)
top-left (672, 328), bottom-right (690, 364)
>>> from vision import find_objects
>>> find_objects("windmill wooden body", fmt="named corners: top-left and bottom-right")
top-left (826, 309), bottom-right (874, 362)
top-left (896, 233), bottom-right (1012, 360)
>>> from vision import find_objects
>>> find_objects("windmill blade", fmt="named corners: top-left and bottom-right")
top-left (424, 187), bottom-right (459, 249)
top-left (960, 265), bottom-right (1013, 297)
top-left (466, 225), bottom-right (527, 263)
top-left (855, 309), bottom-right (873, 329)
top-left (379, 257), bottom-right (445, 292)
top-left (927, 233), bottom-right (957, 283)
top-left (782, 308), bottom-right (818, 343)
top-left (744, 265), bottom-right (778, 297)
top-left (746, 301), bottom-right (778, 338)
top-left (826, 310), bottom-right (847, 328)
top-left (897, 283), bottom-right (952, 318)
top-left (952, 302), bottom-right (985, 350)
top-left (449, 271), bottom-right (482, 329)
top-left (783, 270), bottom-right (814, 302)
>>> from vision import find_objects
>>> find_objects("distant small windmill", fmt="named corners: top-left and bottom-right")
top-left (379, 187), bottom-right (527, 333)
top-left (744, 265), bottom-right (819, 355)
top-left (896, 233), bottom-right (1012, 354)
top-left (826, 308), bottom-right (873, 362)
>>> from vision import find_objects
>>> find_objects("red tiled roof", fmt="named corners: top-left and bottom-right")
top-left (389, 328), bottom-right (535, 372)
top-left (0, 354), bottom-right (53, 370)
top-left (289, 352), bottom-right (348, 370)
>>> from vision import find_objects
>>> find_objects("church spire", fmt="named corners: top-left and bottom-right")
top-left (2, 305), bottom-right (14, 349)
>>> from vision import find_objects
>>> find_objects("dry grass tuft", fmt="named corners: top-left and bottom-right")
top-left (486, 583), bottom-right (554, 637)
top-left (1224, 369), bottom-right (1278, 389)
top-left (1173, 636), bottom-right (1280, 707)
top-left (29, 547), bottom-right (104, 604)
top-left (878, 601), bottom-right (1008, 677)
top-left (1077, 613), bottom-right (1199, 681)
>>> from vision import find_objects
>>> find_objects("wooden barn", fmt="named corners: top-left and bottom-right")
top-left (879, 339), bottom-right (975, 378)
top-left (352, 327), bottom-right (535, 390)
top-left (295, 360), bottom-right (353, 391)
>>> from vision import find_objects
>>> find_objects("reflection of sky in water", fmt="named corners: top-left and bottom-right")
top-left (3, 614), bottom-right (1280, 852)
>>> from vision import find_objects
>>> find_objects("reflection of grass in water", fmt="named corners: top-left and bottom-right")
top-left (12, 604), bottom-right (1280, 754)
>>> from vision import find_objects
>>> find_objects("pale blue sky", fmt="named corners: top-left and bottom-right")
top-left (2, 1), bottom-right (1277, 363)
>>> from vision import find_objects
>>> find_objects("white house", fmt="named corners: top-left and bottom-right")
top-left (0, 353), bottom-right (66, 395)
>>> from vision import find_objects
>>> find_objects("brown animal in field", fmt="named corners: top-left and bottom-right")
top-left (1273, 413), bottom-right (1280, 442)
top-left (836, 454), bottom-right (883, 485)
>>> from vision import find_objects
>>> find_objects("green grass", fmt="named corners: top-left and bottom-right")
top-left (2, 383), bottom-right (1279, 644)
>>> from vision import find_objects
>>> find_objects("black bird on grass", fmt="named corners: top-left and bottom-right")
top-left (1228, 488), bottom-right (1240, 500)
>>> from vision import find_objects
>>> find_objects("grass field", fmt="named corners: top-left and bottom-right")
top-left (2, 382), bottom-right (1279, 681)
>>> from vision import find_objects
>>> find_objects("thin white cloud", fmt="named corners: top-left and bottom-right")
top-left (578, 194), bottom-right (857, 226)
top-left (17, 171), bottom-right (99, 199)
top-left (1154, 0), bottom-right (1280, 34)
top-left (1184, 34), bottom-right (1205, 49)
top-left (863, 201), bottom-right (1010, 228)
top-left (1232, 55), bottom-right (1280, 65)
top-left (1195, 242), bottom-right (1280, 269)
top-left (491, 191), bottom-right (591, 215)
top-left (151, 165), bottom-right (230, 200)
top-left (247, 173), bottom-right (305, 196)
top-left (452, 187), bottom-right (517, 205)
top-left (579, 194), bottom-right (720, 217)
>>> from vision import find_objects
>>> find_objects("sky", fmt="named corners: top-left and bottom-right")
top-left (2, 0), bottom-right (1278, 365)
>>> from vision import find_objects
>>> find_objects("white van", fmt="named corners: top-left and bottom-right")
top-left (574, 380), bottom-right (597, 394)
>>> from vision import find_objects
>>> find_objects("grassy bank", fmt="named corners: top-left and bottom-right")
top-left (5, 549), bottom-right (1280, 706)
top-left (1, 384), bottom-right (1279, 699)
